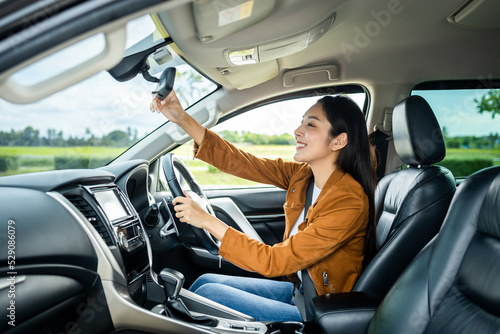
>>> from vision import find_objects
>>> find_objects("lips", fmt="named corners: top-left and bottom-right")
top-left (296, 141), bottom-right (306, 149)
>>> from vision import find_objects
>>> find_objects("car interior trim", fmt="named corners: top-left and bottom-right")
top-left (101, 280), bottom-right (212, 334)
top-left (210, 197), bottom-right (264, 242)
top-left (47, 192), bottom-right (127, 285)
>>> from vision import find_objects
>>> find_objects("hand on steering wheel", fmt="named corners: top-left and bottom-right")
top-left (173, 192), bottom-right (210, 228)
top-left (162, 153), bottom-right (221, 255)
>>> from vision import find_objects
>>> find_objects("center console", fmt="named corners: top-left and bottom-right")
top-left (63, 181), bottom-right (310, 333)
top-left (149, 268), bottom-right (307, 334)
top-left (64, 184), bottom-right (150, 304)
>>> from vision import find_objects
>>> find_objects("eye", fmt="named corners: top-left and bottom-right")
top-left (307, 122), bottom-right (315, 127)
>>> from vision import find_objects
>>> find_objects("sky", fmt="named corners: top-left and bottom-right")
top-left (0, 15), bottom-right (164, 139)
top-left (413, 89), bottom-right (500, 137)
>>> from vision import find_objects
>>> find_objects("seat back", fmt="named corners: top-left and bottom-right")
top-left (369, 166), bottom-right (500, 333)
top-left (354, 95), bottom-right (456, 297)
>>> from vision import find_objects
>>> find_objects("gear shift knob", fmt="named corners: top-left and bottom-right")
top-left (159, 268), bottom-right (185, 300)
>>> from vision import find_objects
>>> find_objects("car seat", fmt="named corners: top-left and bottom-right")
top-left (355, 95), bottom-right (456, 297)
top-left (309, 95), bottom-right (457, 331)
top-left (312, 165), bottom-right (500, 333)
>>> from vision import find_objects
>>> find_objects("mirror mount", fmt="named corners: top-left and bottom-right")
top-left (107, 37), bottom-right (172, 82)
top-left (141, 63), bottom-right (159, 83)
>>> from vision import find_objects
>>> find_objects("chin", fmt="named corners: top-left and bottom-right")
top-left (293, 153), bottom-right (306, 163)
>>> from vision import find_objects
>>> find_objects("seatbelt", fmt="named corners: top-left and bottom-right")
top-left (369, 130), bottom-right (390, 181)
top-left (299, 178), bottom-right (317, 321)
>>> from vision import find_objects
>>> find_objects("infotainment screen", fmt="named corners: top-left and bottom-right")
top-left (93, 188), bottom-right (130, 222)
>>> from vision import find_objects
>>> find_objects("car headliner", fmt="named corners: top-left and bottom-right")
top-left (161, 0), bottom-right (500, 91)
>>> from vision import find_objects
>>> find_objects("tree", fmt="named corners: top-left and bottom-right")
top-left (103, 130), bottom-right (130, 147)
top-left (475, 89), bottom-right (500, 119)
top-left (218, 130), bottom-right (240, 143)
top-left (269, 133), bottom-right (295, 145)
top-left (241, 131), bottom-right (269, 145)
top-left (0, 126), bottom-right (141, 147)
top-left (22, 126), bottom-right (40, 146)
top-left (175, 70), bottom-right (213, 107)
top-left (441, 126), bottom-right (448, 138)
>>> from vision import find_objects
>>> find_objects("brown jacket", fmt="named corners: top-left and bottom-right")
top-left (194, 129), bottom-right (369, 294)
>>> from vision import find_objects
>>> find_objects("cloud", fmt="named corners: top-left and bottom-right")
top-left (0, 14), bottom-right (162, 139)
top-left (0, 71), bottom-right (163, 139)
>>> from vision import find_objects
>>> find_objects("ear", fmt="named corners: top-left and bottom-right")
top-left (330, 132), bottom-right (348, 151)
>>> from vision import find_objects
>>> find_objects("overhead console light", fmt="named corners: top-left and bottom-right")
top-left (227, 48), bottom-right (258, 65)
top-left (193, 0), bottom-right (276, 43)
top-left (225, 14), bottom-right (335, 66)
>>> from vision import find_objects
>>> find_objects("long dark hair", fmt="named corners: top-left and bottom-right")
top-left (317, 95), bottom-right (377, 267)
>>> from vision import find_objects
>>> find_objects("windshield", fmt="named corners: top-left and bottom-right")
top-left (0, 15), bottom-right (217, 176)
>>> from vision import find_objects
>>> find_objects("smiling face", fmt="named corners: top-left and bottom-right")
top-left (293, 103), bottom-right (345, 171)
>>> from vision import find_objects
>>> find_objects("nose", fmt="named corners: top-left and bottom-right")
top-left (294, 123), bottom-right (303, 138)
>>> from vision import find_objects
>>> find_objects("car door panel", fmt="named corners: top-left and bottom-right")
top-left (149, 186), bottom-right (287, 284)
top-left (204, 187), bottom-right (287, 245)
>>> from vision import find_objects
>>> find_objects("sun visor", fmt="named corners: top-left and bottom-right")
top-left (193, 0), bottom-right (276, 43)
top-left (448, 0), bottom-right (500, 29)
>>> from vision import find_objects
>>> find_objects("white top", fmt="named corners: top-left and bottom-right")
top-left (289, 183), bottom-right (322, 281)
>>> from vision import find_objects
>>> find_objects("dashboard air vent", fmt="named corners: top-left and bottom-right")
top-left (66, 195), bottom-right (114, 246)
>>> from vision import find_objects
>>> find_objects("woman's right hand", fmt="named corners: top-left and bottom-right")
top-left (150, 90), bottom-right (185, 124)
top-left (149, 89), bottom-right (206, 145)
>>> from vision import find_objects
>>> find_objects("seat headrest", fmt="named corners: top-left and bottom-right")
top-left (393, 95), bottom-right (446, 165)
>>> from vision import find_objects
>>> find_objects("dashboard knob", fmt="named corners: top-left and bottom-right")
top-left (143, 203), bottom-right (159, 227)
top-left (136, 224), bottom-right (143, 241)
top-left (119, 231), bottom-right (128, 249)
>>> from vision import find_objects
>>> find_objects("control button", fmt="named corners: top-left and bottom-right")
top-left (136, 224), bottom-right (143, 240)
top-left (231, 325), bottom-right (245, 330)
top-left (119, 231), bottom-right (128, 249)
top-left (244, 326), bottom-right (259, 331)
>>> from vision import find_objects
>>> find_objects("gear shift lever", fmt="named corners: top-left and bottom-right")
top-left (158, 268), bottom-right (217, 326)
top-left (159, 268), bottom-right (184, 300)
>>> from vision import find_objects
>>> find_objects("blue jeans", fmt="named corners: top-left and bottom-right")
top-left (189, 273), bottom-right (302, 322)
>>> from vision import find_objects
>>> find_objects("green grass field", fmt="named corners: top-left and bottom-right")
top-left (1, 144), bottom-right (499, 183)
top-left (0, 146), bottom-right (126, 176)
top-left (0, 146), bottom-right (125, 157)
top-left (445, 148), bottom-right (500, 161)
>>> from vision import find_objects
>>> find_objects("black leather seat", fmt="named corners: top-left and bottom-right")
top-left (309, 95), bottom-right (456, 332)
top-left (312, 165), bottom-right (500, 333)
top-left (369, 165), bottom-right (500, 333)
top-left (355, 95), bottom-right (456, 297)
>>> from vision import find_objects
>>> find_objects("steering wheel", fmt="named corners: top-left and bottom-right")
top-left (161, 153), bottom-right (220, 255)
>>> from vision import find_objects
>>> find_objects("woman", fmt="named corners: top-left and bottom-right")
top-left (150, 91), bottom-right (376, 322)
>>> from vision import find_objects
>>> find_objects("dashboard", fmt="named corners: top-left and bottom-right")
top-left (0, 159), bottom-right (270, 333)
top-left (0, 160), bottom-right (157, 332)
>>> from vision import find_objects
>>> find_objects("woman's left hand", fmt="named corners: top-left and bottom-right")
top-left (172, 193), bottom-right (230, 241)
top-left (172, 194), bottom-right (210, 229)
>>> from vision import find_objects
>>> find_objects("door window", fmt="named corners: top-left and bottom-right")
top-left (412, 83), bottom-right (500, 178)
top-left (173, 90), bottom-right (366, 189)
